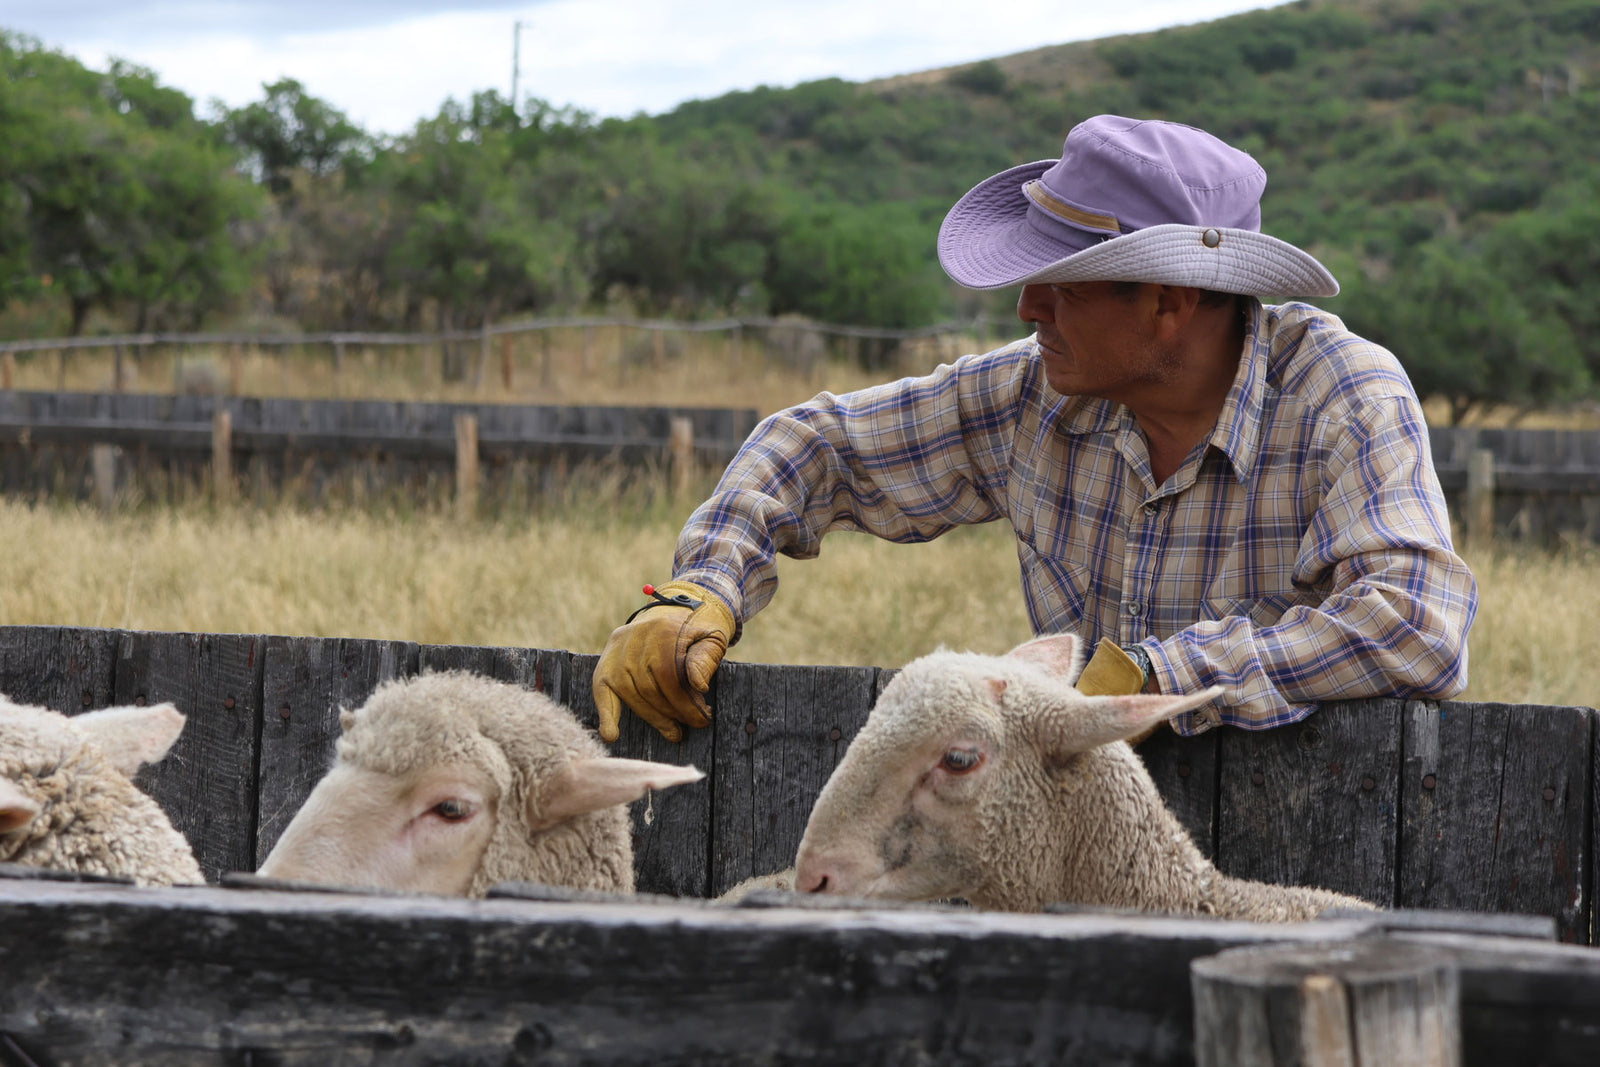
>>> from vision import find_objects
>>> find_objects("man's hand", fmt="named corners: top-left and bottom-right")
top-left (1077, 638), bottom-right (1163, 746)
top-left (1076, 638), bottom-right (1149, 696)
top-left (591, 580), bottom-right (736, 743)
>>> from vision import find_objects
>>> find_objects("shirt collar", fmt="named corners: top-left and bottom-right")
top-left (1205, 299), bottom-right (1270, 485)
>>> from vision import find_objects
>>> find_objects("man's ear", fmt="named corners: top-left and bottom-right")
top-left (1152, 284), bottom-right (1202, 341)
top-left (1034, 686), bottom-right (1224, 758)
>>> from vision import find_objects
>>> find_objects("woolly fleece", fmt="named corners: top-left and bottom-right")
top-left (0, 696), bottom-right (202, 886)
top-left (260, 671), bottom-right (703, 897)
top-left (794, 634), bottom-right (1376, 921)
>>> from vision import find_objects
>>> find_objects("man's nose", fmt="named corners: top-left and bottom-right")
top-left (1017, 283), bottom-right (1054, 325)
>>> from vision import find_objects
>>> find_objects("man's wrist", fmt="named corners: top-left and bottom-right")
top-left (1120, 643), bottom-right (1154, 691)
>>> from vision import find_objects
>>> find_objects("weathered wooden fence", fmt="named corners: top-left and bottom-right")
top-left (0, 392), bottom-right (760, 507)
top-left (0, 624), bottom-right (1594, 940)
top-left (4, 389), bottom-right (1600, 540)
top-left (5, 873), bottom-right (1600, 1066)
top-left (3, 623), bottom-right (1599, 1065)
top-left (1431, 426), bottom-right (1600, 544)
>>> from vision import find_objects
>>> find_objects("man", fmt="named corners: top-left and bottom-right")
top-left (591, 114), bottom-right (1478, 744)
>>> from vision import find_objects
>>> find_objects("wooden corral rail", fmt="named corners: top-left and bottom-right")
top-left (0, 391), bottom-right (761, 505)
top-left (0, 624), bottom-right (1595, 944)
top-left (3, 872), bottom-right (1599, 1066)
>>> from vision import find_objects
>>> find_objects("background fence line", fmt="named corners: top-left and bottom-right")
top-left (4, 389), bottom-right (1599, 540)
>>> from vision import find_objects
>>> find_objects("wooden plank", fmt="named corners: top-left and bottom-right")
top-left (255, 635), bottom-right (419, 867)
top-left (0, 878), bottom-right (1352, 1066)
top-left (560, 652), bottom-right (713, 899)
top-left (1139, 727), bottom-right (1221, 859)
top-left (110, 630), bottom-right (265, 883)
top-left (710, 661), bottom-right (878, 897)
top-left (1217, 698), bottom-right (1401, 908)
top-left (1401, 699), bottom-right (1594, 944)
top-left (1395, 930), bottom-right (1600, 1067)
top-left (0, 624), bottom-right (117, 713)
top-left (416, 642), bottom-right (567, 699)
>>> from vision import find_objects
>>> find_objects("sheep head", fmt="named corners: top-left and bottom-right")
top-left (0, 696), bottom-right (201, 885)
top-left (793, 634), bottom-right (1221, 910)
top-left (258, 672), bottom-right (704, 897)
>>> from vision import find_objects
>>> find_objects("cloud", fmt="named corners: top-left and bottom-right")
top-left (4, 1), bottom-right (1291, 134)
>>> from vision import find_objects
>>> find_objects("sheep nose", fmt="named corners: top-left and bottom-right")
top-left (795, 865), bottom-right (833, 894)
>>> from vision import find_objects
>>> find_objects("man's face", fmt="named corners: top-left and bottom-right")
top-left (1016, 281), bottom-right (1179, 400)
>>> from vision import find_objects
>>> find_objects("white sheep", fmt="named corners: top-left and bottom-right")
top-left (792, 634), bottom-right (1377, 921)
top-left (258, 670), bottom-right (705, 897)
top-left (0, 695), bottom-right (203, 886)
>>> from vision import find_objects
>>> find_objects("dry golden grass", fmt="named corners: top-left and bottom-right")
top-left (4, 329), bottom-right (1597, 707)
top-left (1, 496), bottom-right (1594, 708)
top-left (2, 327), bottom-right (984, 418)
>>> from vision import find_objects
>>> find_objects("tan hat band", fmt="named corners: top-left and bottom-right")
top-left (1022, 180), bottom-right (1121, 234)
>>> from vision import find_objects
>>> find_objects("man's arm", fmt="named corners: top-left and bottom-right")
top-left (1149, 395), bottom-right (1478, 733)
top-left (670, 342), bottom-right (1032, 624)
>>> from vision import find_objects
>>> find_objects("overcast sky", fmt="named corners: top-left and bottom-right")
top-left (5, 1), bottom-right (1294, 135)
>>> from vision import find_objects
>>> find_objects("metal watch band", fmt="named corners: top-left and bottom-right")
top-left (1120, 644), bottom-right (1153, 689)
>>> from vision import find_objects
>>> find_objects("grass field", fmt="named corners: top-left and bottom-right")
top-left (3, 328), bottom-right (1597, 708)
top-left (2, 496), bottom-right (1594, 709)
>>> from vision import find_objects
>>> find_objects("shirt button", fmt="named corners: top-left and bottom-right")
top-left (1143, 501), bottom-right (1159, 515)
top-left (1125, 601), bottom-right (1143, 617)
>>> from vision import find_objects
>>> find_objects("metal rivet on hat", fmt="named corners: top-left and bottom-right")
top-left (1201, 228), bottom-right (1223, 248)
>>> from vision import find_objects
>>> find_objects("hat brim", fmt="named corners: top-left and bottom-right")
top-left (938, 161), bottom-right (1339, 299)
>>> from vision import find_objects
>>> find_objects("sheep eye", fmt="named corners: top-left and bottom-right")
top-left (431, 799), bottom-right (474, 821)
top-left (940, 748), bottom-right (982, 774)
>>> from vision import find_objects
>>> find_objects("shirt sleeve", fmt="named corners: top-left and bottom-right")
top-left (671, 342), bottom-right (1030, 623)
top-left (1153, 394), bottom-right (1479, 733)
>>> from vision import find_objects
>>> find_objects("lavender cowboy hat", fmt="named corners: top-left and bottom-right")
top-left (938, 115), bottom-right (1338, 298)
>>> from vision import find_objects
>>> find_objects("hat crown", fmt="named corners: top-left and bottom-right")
top-left (1037, 115), bottom-right (1265, 235)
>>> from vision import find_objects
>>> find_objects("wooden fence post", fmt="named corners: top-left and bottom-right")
top-left (228, 343), bottom-right (243, 395)
top-left (1191, 940), bottom-right (1460, 1067)
top-left (212, 409), bottom-right (233, 500)
top-left (1466, 447), bottom-right (1496, 545)
top-left (2, 351), bottom-right (14, 390)
top-left (668, 416), bottom-right (694, 497)
top-left (91, 443), bottom-right (116, 513)
top-left (501, 333), bottom-right (514, 392)
top-left (474, 326), bottom-right (491, 392)
top-left (454, 412), bottom-right (480, 520)
top-left (541, 330), bottom-right (553, 389)
top-left (333, 340), bottom-right (345, 397)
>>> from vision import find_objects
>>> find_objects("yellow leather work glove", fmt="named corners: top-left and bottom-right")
top-left (1075, 638), bottom-right (1148, 697)
top-left (592, 580), bottom-right (737, 744)
top-left (1077, 638), bottom-right (1162, 746)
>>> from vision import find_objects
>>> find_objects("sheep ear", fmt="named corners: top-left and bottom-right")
top-left (1004, 633), bottom-right (1084, 684)
top-left (72, 704), bottom-right (188, 775)
top-left (1037, 687), bottom-right (1225, 755)
top-left (0, 778), bottom-right (40, 835)
top-left (527, 757), bottom-right (705, 832)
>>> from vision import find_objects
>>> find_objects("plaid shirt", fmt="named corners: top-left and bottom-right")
top-left (675, 300), bottom-right (1477, 734)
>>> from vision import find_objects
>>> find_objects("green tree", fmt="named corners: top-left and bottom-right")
top-left (219, 78), bottom-right (366, 198)
top-left (373, 95), bottom-right (576, 376)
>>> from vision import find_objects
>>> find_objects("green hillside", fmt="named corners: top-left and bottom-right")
top-left (3, 0), bottom-right (1599, 416)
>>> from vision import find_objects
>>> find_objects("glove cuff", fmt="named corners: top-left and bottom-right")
top-left (632, 580), bottom-right (737, 639)
top-left (1076, 638), bottom-right (1148, 697)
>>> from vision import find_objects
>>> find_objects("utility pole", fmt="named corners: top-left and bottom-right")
top-left (510, 19), bottom-right (525, 119)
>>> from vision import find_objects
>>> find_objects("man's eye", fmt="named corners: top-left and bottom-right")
top-left (940, 748), bottom-right (982, 774)
top-left (431, 799), bottom-right (474, 821)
